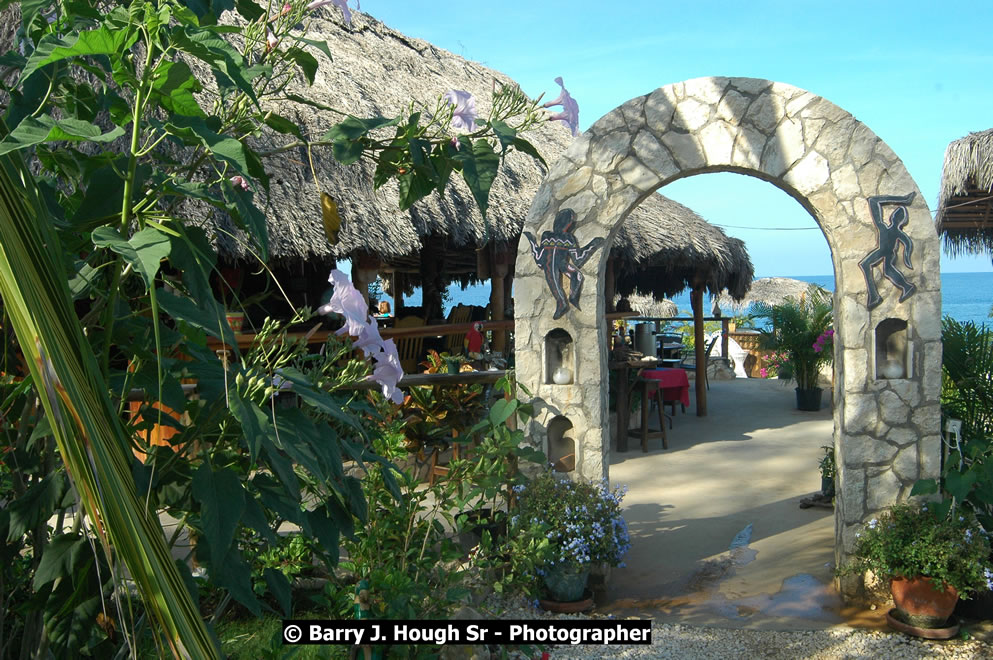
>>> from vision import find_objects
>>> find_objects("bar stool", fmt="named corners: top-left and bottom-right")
top-left (627, 371), bottom-right (668, 452)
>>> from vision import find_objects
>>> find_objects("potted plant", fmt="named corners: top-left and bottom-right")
top-left (819, 445), bottom-right (836, 498)
top-left (840, 503), bottom-right (993, 635)
top-left (755, 287), bottom-right (833, 410)
top-left (513, 470), bottom-right (630, 607)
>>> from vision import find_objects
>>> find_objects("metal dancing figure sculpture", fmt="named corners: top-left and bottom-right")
top-left (524, 208), bottom-right (605, 320)
top-left (859, 193), bottom-right (917, 311)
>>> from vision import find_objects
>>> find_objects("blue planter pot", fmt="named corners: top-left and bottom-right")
top-left (542, 563), bottom-right (590, 602)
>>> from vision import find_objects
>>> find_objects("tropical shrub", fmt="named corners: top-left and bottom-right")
top-left (754, 287), bottom-right (834, 389)
top-left (0, 0), bottom-right (561, 654)
top-left (912, 318), bottom-right (993, 533)
top-left (514, 470), bottom-right (630, 571)
top-left (840, 503), bottom-right (993, 598)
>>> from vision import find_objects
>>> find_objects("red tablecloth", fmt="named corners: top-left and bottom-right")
top-left (641, 368), bottom-right (690, 407)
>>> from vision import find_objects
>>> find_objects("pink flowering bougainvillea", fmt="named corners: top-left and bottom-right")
top-left (543, 76), bottom-right (580, 136)
top-left (813, 328), bottom-right (834, 353)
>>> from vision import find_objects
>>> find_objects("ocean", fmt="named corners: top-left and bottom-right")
top-left (390, 272), bottom-right (993, 327)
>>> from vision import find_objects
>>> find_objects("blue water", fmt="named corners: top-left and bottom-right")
top-left (394, 272), bottom-right (993, 327)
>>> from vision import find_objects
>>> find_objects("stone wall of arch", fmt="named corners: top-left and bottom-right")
top-left (515, 77), bottom-right (941, 596)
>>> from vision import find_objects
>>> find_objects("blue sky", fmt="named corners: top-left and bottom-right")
top-left (363, 1), bottom-right (993, 276)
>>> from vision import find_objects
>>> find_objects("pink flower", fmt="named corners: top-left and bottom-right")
top-left (307, 0), bottom-right (358, 26)
top-left (319, 269), bottom-right (404, 404)
top-left (370, 340), bottom-right (404, 404)
top-left (760, 368), bottom-right (768, 378)
top-left (543, 76), bottom-right (580, 136)
top-left (322, 269), bottom-right (370, 337)
top-left (266, 28), bottom-right (278, 51)
top-left (352, 316), bottom-right (385, 353)
top-left (442, 90), bottom-right (478, 131)
top-left (230, 175), bottom-right (249, 191)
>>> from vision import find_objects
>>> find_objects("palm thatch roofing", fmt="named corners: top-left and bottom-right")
top-left (714, 277), bottom-right (828, 314)
top-left (936, 128), bottom-right (993, 256)
top-left (222, 7), bottom-right (752, 301)
top-left (613, 198), bottom-right (753, 301)
top-left (617, 293), bottom-right (678, 318)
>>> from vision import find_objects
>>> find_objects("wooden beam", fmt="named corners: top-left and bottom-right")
top-left (692, 285), bottom-right (707, 417)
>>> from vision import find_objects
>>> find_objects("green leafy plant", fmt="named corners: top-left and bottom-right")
top-left (912, 318), bottom-right (993, 533)
top-left (819, 445), bottom-right (836, 480)
top-left (839, 503), bottom-right (993, 597)
top-left (0, 0), bottom-right (557, 653)
top-left (754, 287), bottom-right (834, 390)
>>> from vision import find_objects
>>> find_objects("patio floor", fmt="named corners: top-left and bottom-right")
top-left (600, 377), bottom-right (882, 630)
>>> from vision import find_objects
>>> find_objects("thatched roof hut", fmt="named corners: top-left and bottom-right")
top-left (936, 128), bottom-right (993, 256)
top-left (221, 7), bottom-right (753, 311)
top-left (714, 277), bottom-right (828, 314)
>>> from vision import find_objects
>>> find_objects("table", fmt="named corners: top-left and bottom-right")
top-left (642, 368), bottom-right (691, 409)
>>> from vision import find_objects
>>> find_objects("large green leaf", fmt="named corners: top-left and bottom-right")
top-left (19, 25), bottom-right (139, 83)
top-left (192, 464), bottom-right (245, 560)
top-left (92, 226), bottom-right (171, 290)
top-left (263, 568), bottom-right (292, 617)
top-left (156, 287), bottom-right (236, 349)
top-left (150, 60), bottom-right (205, 117)
top-left (228, 387), bottom-right (269, 460)
top-left (129, 227), bottom-right (172, 289)
top-left (453, 137), bottom-right (500, 219)
top-left (284, 46), bottom-right (319, 85)
top-left (0, 115), bottom-right (126, 156)
top-left (306, 507), bottom-right (340, 565)
top-left (211, 546), bottom-right (261, 616)
top-left (33, 532), bottom-right (86, 589)
top-left (164, 115), bottom-right (268, 189)
top-left (221, 180), bottom-right (269, 260)
top-left (170, 24), bottom-right (258, 106)
top-left (6, 473), bottom-right (65, 541)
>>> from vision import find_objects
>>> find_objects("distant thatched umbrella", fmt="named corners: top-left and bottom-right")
top-left (936, 128), bottom-right (993, 256)
top-left (714, 277), bottom-right (828, 314)
top-left (616, 293), bottom-right (678, 318)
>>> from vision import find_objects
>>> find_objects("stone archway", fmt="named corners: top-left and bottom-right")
top-left (514, 77), bottom-right (942, 595)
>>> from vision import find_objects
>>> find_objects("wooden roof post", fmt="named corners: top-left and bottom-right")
top-left (490, 246), bottom-right (512, 354)
top-left (692, 283), bottom-right (707, 416)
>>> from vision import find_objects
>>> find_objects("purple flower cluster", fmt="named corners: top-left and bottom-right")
top-left (519, 473), bottom-right (630, 568)
top-left (318, 269), bottom-right (403, 403)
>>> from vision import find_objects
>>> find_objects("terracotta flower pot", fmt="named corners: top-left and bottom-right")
top-left (890, 576), bottom-right (959, 628)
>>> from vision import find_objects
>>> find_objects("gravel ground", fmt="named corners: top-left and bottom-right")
top-left (471, 596), bottom-right (993, 659)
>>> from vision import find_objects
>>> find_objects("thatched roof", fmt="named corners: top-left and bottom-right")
top-left (613, 198), bottom-right (754, 301)
top-left (220, 7), bottom-right (568, 271)
top-left (219, 7), bottom-right (752, 301)
top-left (714, 277), bottom-right (828, 313)
top-left (936, 128), bottom-right (993, 256)
top-left (616, 293), bottom-right (678, 318)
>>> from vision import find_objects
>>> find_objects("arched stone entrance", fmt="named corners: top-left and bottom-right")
top-left (515, 77), bottom-right (941, 595)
